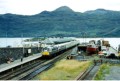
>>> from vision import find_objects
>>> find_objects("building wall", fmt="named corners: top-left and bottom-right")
top-left (0, 47), bottom-right (42, 64)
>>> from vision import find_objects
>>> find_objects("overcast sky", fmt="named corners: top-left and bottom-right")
top-left (0, 0), bottom-right (120, 15)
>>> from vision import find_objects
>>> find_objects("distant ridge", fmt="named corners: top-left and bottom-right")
top-left (84, 9), bottom-right (109, 14)
top-left (0, 6), bottom-right (120, 37)
top-left (54, 6), bottom-right (74, 12)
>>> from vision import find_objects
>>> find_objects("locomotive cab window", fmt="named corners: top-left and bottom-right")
top-left (43, 47), bottom-right (49, 51)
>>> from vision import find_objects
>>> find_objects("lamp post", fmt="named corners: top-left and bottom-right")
top-left (6, 32), bottom-right (8, 47)
top-left (81, 32), bottom-right (87, 45)
top-left (84, 32), bottom-right (87, 45)
top-left (38, 38), bottom-right (40, 51)
top-left (21, 33), bottom-right (24, 61)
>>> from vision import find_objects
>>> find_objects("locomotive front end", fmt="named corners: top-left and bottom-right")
top-left (42, 51), bottom-right (50, 56)
top-left (42, 47), bottom-right (50, 56)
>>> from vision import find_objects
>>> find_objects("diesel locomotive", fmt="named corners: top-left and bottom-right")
top-left (42, 39), bottom-right (79, 57)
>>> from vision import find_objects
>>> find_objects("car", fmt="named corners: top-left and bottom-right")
top-left (98, 48), bottom-right (109, 56)
top-left (102, 49), bottom-right (108, 56)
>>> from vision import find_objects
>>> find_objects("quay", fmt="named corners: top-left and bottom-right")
top-left (78, 43), bottom-right (119, 57)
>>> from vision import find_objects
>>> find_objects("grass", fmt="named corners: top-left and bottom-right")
top-left (89, 55), bottom-right (100, 61)
top-left (94, 63), bottom-right (110, 80)
top-left (33, 59), bottom-right (92, 80)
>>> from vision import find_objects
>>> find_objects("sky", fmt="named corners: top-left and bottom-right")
top-left (0, 0), bottom-right (120, 15)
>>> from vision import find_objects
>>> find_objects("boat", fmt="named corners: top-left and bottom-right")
top-left (86, 43), bottom-right (98, 54)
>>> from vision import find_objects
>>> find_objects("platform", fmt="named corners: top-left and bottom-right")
top-left (0, 53), bottom-right (42, 73)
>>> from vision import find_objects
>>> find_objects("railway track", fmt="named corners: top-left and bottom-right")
top-left (101, 58), bottom-right (120, 64)
top-left (0, 47), bottom-right (74, 80)
top-left (20, 48), bottom-right (73, 80)
top-left (83, 65), bottom-right (100, 80)
top-left (0, 59), bottom-right (46, 80)
top-left (76, 63), bottom-right (100, 80)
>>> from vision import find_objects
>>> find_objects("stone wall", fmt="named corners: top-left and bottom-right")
top-left (0, 47), bottom-right (42, 64)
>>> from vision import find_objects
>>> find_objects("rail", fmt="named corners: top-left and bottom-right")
top-left (75, 65), bottom-right (95, 80)
top-left (75, 61), bottom-right (101, 80)
top-left (101, 58), bottom-right (120, 64)
top-left (0, 59), bottom-right (46, 80)
top-left (111, 46), bottom-right (117, 52)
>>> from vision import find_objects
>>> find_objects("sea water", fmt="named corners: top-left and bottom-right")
top-left (0, 38), bottom-right (120, 49)
top-left (0, 38), bottom-right (30, 47)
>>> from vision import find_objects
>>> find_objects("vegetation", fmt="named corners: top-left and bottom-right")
top-left (94, 63), bottom-right (110, 80)
top-left (33, 60), bottom-right (92, 80)
top-left (1, 6), bottom-right (120, 37)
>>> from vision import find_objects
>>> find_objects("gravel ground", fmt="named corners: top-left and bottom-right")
top-left (105, 66), bottom-right (120, 80)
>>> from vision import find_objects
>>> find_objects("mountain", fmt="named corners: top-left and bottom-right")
top-left (0, 6), bottom-right (120, 37)
top-left (54, 6), bottom-right (74, 12)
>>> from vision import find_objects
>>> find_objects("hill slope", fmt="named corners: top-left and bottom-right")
top-left (0, 6), bottom-right (120, 37)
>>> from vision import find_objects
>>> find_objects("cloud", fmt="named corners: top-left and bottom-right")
top-left (0, 0), bottom-right (120, 15)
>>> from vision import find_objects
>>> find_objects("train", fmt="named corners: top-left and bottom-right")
top-left (42, 40), bottom-right (79, 57)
